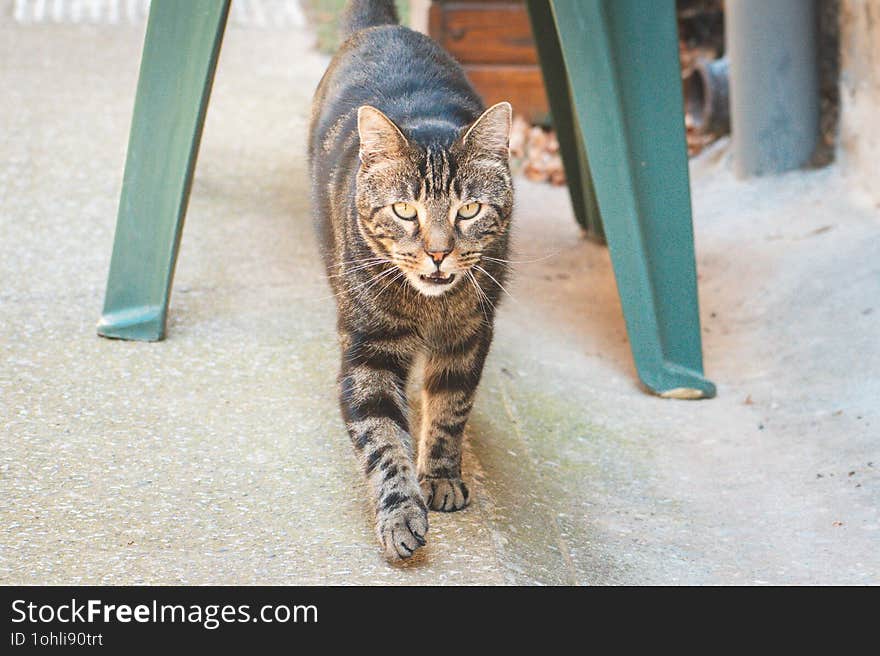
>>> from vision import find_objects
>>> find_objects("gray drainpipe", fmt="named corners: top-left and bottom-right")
top-left (726, 0), bottom-right (820, 177)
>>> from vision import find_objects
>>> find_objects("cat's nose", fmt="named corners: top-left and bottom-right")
top-left (425, 249), bottom-right (451, 267)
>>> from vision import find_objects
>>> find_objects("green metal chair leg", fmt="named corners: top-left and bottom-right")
top-left (546, 0), bottom-right (716, 398)
top-left (525, 0), bottom-right (604, 243)
top-left (97, 0), bottom-right (230, 341)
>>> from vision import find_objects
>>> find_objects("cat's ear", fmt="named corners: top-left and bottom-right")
top-left (462, 101), bottom-right (513, 159)
top-left (357, 105), bottom-right (408, 168)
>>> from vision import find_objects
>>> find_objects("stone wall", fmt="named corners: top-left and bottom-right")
top-left (839, 0), bottom-right (880, 202)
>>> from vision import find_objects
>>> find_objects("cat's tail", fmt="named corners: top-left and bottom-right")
top-left (341, 0), bottom-right (399, 38)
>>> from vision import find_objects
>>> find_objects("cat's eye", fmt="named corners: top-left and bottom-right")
top-left (392, 202), bottom-right (418, 220)
top-left (457, 202), bottom-right (481, 220)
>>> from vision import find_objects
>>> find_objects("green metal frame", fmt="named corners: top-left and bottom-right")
top-left (530, 0), bottom-right (715, 398)
top-left (525, 1), bottom-right (604, 242)
top-left (97, 0), bottom-right (230, 341)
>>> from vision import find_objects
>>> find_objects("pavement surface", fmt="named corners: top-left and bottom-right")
top-left (1, 11), bottom-right (878, 585)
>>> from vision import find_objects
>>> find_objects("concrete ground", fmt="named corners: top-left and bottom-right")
top-left (1, 13), bottom-right (877, 585)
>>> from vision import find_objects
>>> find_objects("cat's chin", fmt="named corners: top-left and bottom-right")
top-left (406, 271), bottom-right (461, 297)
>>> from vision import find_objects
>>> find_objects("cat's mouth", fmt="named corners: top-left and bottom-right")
top-left (419, 272), bottom-right (456, 286)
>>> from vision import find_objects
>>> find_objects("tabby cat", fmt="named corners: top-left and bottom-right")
top-left (308, 0), bottom-right (513, 561)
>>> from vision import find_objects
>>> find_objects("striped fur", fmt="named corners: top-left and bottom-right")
top-left (308, 0), bottom-right (513, 561)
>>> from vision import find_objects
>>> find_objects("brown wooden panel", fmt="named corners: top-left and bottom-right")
top-left (464, 64), bottom-right (549, 123)
top-left (431, 3), bottom-right (537, 65)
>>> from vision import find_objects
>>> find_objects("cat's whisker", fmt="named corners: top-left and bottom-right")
top-left (332, 254), bottom-right (387, 266)
top-left (334, 265), bottom-right (398, 299)
top-left (474, 274), bottom-right (495, 313)
top-left (330, 256), bottom-right (386, 267)
top-left (473, 264), bottom-right (515, 302)
top-left (344, 265), bottom-right (394, 288)
top-left (327, 259), bottom-right (389, 278)
top-left (465, 269), bottom-right (494, 327)
top-left (472, 284), bottom-right (494, 330)
top-left (288, 265), bottom-right (394, 304)
top-left (351, 264), bottom-right (401, 300)
top-left (332, 257), bottom-right (387, 269)
top-left (373, 268), bottom-right (407, 302)
top-left (476, 255), bottom-right (511, 268)
top-left (482, 251), bottom-right (561, 265)
top-left (333, 256), bottom-right (386, 267)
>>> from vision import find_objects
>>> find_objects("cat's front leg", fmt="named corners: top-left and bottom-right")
top-left (417, 328), bottom-right (492, 512)
top-left (339, 330), bottom-right (427, 561)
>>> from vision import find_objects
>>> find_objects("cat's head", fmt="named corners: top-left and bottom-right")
top-left (354, 102), bottom-right (513, 297)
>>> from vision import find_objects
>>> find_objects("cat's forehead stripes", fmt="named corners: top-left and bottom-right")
top-left (419, 146), bottom-right (457, 200)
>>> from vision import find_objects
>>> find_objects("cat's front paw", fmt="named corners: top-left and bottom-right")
top-left (376, 493), bottom-right (429, 562)
top-left (419, 475), bottom-right (470, 512)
